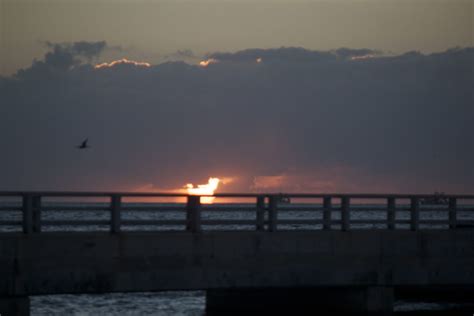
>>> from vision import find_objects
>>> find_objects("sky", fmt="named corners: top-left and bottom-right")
top-left (1, 0), bottom-right (472, 75)
top-left (0, 0), bottom-right (473, 194)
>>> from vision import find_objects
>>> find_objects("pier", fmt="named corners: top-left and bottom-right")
top-left (1, 192), bottom-right (474, 315)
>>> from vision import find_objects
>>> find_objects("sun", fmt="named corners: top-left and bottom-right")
top-left (186, 177), bottom-right (220, 204)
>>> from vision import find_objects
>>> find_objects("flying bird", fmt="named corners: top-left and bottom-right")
top-left (77, 138), bottom-right (90, 149)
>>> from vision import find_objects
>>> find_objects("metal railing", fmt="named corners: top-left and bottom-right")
top-left (0, 192), bottom-right (473, 233)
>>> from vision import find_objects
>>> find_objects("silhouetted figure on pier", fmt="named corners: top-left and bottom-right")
top-left (76, 138), bottom-right (90, 149)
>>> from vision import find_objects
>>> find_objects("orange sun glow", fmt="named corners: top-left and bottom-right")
top-left (186, 177), bottom-right (220, 204)
top-left (199, 58), bottom-right (219, 67)
top-left (94, 58), bottom-right (151, 69)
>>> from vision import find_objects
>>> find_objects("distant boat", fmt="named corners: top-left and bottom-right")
top-left (420, 192), bottom-right (449, 205)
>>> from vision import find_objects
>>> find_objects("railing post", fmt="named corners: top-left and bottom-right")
top-left (449, 197), bottom-right (457, 229)
top-left (111, 195), bottom-right (122, 233)
top-left (256, 196), bottom-right (265, 231)
top-left (410, 197), bottom-right (419, 231)
top-left (341, 197), bottom-right (350, 231)
top-left (268, 195), bottom-right (278, 232)
top-left (387, 197), bottom-right (396, 230)
top-left (32, 195), bottom-right (42, 233)
top-left (323, 196), bottom-right (332, 230)
top-left (22, 194), bottom-right (34, 234)
top-left (186, 195), bottom-right (201, 233)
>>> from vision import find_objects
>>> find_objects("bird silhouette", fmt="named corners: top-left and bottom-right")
top-left (77, 138), bottom-right (90, 149)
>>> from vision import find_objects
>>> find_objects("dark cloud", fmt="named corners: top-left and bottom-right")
top-left (163, 49), bottom-right (198, 65)
top-left (332, 48), bottom-right (380, 59)
top-left (207, 47), bottom-right (380, 63)
top-left (207, 47), bottom-right (335, 63)
top-left (168, 49), bottom-right (196, 59)
top-left (15, 41), bottom-right (107, 78)
top-left (43, 44), bottom-right (77, 69)
top-left (70, 41), bottom-right (107, 59)
top-left (0, 46), bottom-right (472, 193)
top-left (45, 41), bottom-right (107, 58)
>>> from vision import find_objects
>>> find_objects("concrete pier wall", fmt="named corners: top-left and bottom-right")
top-left (1, 230), bottom-right (474, 295)
top-left (1, 230), bottom-right (474, 314)
top-left (0, 296), bottom-right (30, 316)
top-left (206, 286), bottom-right (394, 315)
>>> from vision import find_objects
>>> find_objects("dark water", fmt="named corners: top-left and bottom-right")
top-left (31, 291), bottom-right (205, 316)
top-left (1, 202), bottom-right (473, 315)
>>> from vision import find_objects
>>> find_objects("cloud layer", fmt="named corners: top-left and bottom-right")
top-left (1, 42), bottom-right (472, 193)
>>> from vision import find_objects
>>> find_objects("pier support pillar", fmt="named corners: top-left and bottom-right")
top-left (0, 296), bottom-right (30, 316)
top-left (206, 287), bottom-right (393, 315)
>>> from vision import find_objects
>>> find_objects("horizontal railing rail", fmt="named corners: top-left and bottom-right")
top-left (0, 192), bottom-right (473, 233)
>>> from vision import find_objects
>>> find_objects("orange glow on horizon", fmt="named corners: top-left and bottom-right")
top-left (186, 177), bottom-right (220, 204)
top-left (94, 58), bottom-right (151, 69)
top-left (199, 58), bottom-right (219, 67)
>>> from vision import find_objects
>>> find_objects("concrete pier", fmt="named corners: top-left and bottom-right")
top-left (0, 296), bottom-right (30, 316)
top-left (0, 191), bottom-right (473, 315)
top-left (206, 286), bottom-right (394, 315)
top-left (1, 230), bottom-right (474, 315)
